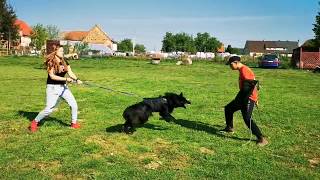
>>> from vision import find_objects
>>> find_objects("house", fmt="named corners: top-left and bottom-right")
top-left (244, 40), bottom-right (299, 57)
top-left (60, 24), bottom-right (117, 53)
top-left (14, 19), bottom-right (32, 47)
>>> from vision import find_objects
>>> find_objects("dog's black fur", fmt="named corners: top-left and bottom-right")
top-left (122, 92), bottom-right (191, 134)
top-left (313, 66), bottom-right (320, 73)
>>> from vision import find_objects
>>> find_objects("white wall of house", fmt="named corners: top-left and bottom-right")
top-left (20, 36), bottom-right (31, 47)
top-left (60, 40), bottom-right (81, 46)
top-left (266, 47), bottom-right (287, 51)
top-left (112, 43), bottom-right (117, 51)
top-left (249, 52), bottom-right (293, 57)
top-left (249, 52), bottom-right (263, 57)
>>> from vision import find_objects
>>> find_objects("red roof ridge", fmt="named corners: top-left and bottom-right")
top-left (14, 19), bottom-right (32, 36)
top-left (63, 31), bottom-right (89, 41)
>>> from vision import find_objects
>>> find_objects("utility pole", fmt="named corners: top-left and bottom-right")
top-left (8, 29), bottom-right (11, 54)
top-left (132, 37), bottom-right (135, 56)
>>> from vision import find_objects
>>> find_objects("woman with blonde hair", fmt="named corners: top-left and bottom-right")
top-left (29, 45), bottom-right (82, 132)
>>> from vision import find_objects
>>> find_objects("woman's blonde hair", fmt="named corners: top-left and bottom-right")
top-left (44, 45), bottom-right (68, 73)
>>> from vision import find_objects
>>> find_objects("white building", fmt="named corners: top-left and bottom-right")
top-left (14, 19), bottom-right (32, 47)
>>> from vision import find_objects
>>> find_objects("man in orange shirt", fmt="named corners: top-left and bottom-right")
top-left (223, 56), bottom-right (268, 146)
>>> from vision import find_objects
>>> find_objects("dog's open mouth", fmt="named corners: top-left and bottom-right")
top-left (183, 101), bottom-right (191, 108)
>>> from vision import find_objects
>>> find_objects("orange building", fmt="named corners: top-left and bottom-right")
top-left (217, 43), bottom-right (225, 53)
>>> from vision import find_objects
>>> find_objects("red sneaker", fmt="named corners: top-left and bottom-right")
top-left (29, 120), bottom-right (38, 132)
top-left (71, 122), bottom-right (80, 129)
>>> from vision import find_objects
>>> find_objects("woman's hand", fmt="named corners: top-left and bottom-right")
top-left (66, 77), bottom-right (73, 83)
top-left (76, 79), bottom-right (83, 85)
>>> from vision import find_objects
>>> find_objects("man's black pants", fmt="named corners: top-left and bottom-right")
top-left (224, 99), bottom-right (263, 139)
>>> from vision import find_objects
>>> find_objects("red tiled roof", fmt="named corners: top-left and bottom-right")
top-left (14, 19), bottom-right (32, 36)
top-left (217, 43), bottom-right (225, 53)
top-left (64, 31), bottom-right (89, 41)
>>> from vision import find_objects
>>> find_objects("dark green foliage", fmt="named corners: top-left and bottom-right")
top-left (0, 0), bottom-right (19, 41)
top-left (162, 32), bottom-right (222, 53)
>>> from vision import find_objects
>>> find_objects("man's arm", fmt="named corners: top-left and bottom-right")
top-left (235, 80), bottom-right (258, 104)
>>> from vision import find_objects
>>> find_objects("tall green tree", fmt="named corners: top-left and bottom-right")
top-left (161, 32), bottom-right (196, 53)
top-left (312, 2), bottom-right (320, 46)
top-left (161, 32), bottom-right (176, 52)
top-left (118, 39), bottom-right (133, 52)
top-left (46, 25), bottom-right (60, 40)
top-left (174, 32), bottom-right (196, 53)
top-left (206, 36), bottom-right (222, 52)
top-left (161, 32), bottom-right (221, 53)
top-left (30, 24), bottom-right (48, 51)
top-left (194, 32), bottom-right (209, 52)
top-left (0, 0), bottom-right (19, 41)
top-left (225, 44), bottom-right (240, 54)
top-left (134, 44), bottom-right (146, 53)
top-left (194, 32), bottom-right (222, 52)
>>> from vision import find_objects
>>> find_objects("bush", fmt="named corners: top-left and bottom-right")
top-left (213, 55), bottom-right (258, 67)
top-left (212, 56), bottom-right (226, 64)
top-left (279, 56), bottom-right (292, 69)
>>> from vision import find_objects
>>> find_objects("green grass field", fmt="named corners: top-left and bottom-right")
top-left (0, 56), bottom-right (319, 179)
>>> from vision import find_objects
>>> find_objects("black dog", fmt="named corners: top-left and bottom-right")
top-left (122, 92), bottom-right (191, 134)
top-left (313, 66), bottom-right (320, 73)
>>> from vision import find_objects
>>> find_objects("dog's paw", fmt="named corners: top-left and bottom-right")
top-left (160, 117), bottom-right (175, 123)
top-left (125, 131), bottom-right (134, 135)
top-left (123, 127), bottom-right (135, 134)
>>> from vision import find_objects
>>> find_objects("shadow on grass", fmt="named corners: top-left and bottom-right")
top-left (173, 119), bottom-right (255, 142)
top-left (18, 110), bottom-right (70, 127)
top-left (105, 123), bottom-right (168, 133)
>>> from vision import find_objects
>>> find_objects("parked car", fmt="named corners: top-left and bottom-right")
top-left (259, 54), bottom-right (280, 68)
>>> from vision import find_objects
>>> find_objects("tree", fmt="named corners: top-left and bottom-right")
top-left (74, 42), bottom-right (89, 55)
top-left (118, 39), bottom-right (133, 52)
top-left (194, 32), bottom-right (222, 52)
top-left (134, 44), bottom-right (146, 53)
top-left (30, 24), bottom-right (48, 51)
top-left (312, 2), bottom-right (320, 46)
top-left (161, 32), bottom-right (176, 52)
top-left (206, 36), bottom-right (222, 52)
top-left (0, 0), bottom-right (19, 41)
top-left (225, 44), bottom-right (240, 54)
top-left (161, 32), bottom-right (196, 53)
top-left (46, 25), bottom-right (60, 40)
top-left (225, 45), bottom-right (232, 53)
top-left (174, 32), bottom-right (196, 53)
top-left (194, 32), bottom-right (208, 52)
top-left (161, 32), bottom-right (221, 53)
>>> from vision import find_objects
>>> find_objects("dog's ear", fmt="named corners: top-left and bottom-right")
top-left (180, 92), bottom-right (183, 97)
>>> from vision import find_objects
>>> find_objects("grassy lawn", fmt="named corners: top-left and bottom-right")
top-left (0, 56), bottom-right (319, 179)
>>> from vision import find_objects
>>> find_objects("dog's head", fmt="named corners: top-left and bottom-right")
top-left (165, 92), bottom-right (191, 108)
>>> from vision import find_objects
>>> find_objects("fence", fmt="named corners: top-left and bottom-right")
top-left (0, 40), bottom-right (9, 56)
top-left (292, 47), bottom-right (320, 69)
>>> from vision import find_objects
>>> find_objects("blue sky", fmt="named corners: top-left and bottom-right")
top-left (9, 0), bottom-right (319, 51)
